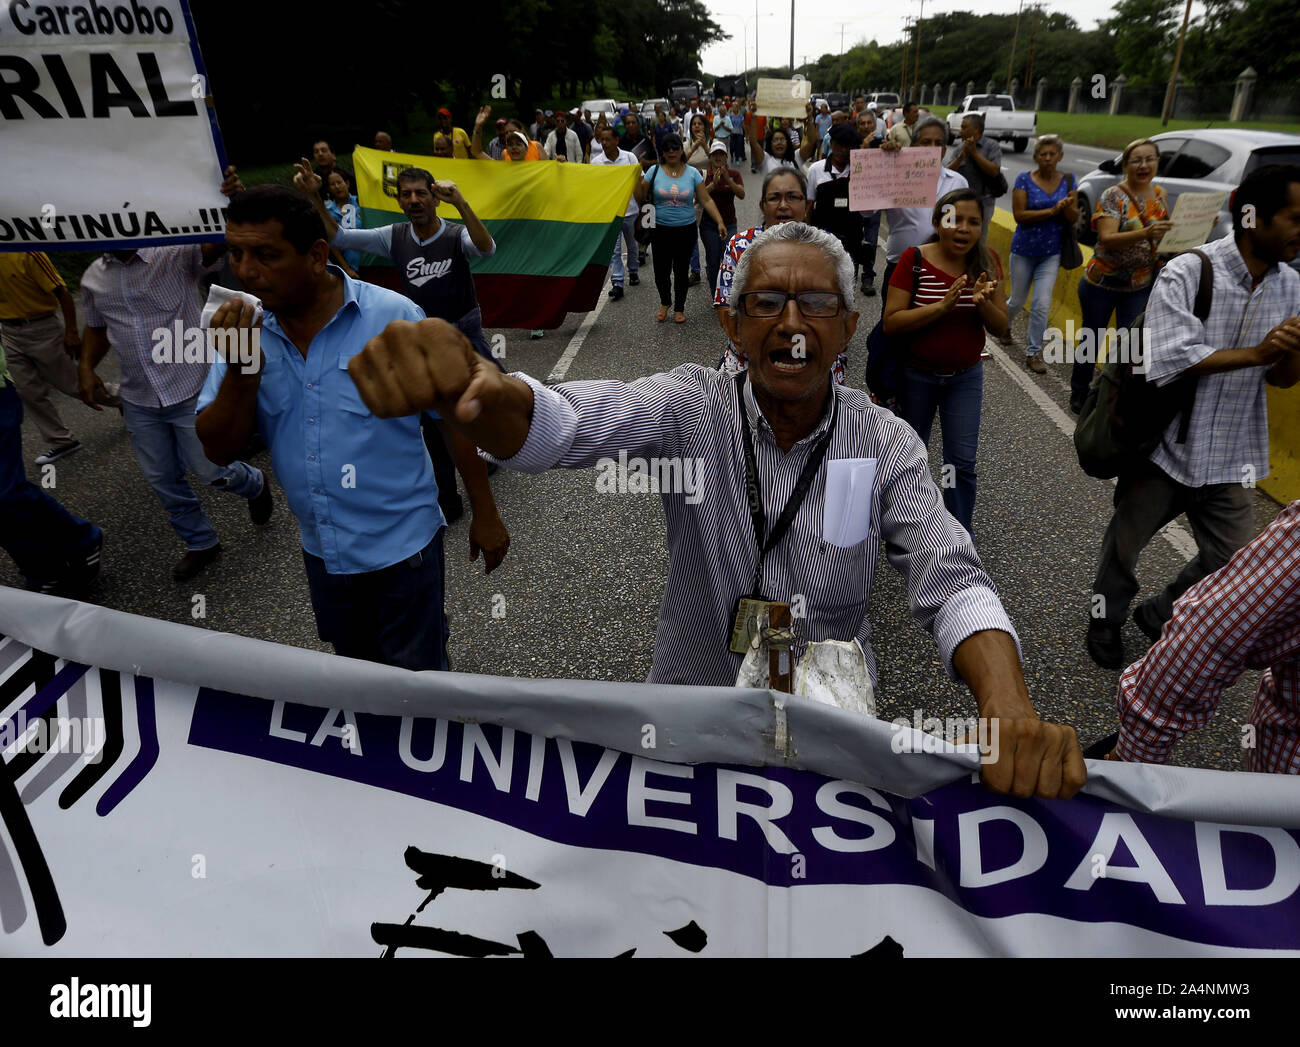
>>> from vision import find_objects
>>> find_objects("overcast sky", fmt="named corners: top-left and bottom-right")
top-left (699, 0), bottom-right (1205, 78)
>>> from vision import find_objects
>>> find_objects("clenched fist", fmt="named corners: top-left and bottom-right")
top-left (348, 318), bottom-right (507, 423)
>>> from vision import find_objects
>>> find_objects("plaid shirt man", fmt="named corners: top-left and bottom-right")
top-left (79, 246), bottom-right (212, 408)
top-left (1144, 233), bottom-right (1300, 486)
top-left (1117, 500), bottom-right (1300, 773)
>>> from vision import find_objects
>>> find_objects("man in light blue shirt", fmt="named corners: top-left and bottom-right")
top-left (880, 117), bottom-right (969, 279)
top-left (196, 186), bottom-right (509, 671)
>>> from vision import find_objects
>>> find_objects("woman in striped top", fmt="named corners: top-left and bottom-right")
top-left (882, 188), bottom-right (1009, 537)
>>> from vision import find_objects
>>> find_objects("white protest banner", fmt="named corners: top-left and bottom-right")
top-left (754, 77), bottom-right (811, 119)
top-left (1157, 190), bottom-right (1231, 254)
top-left (0, 0), bottom-right (230, 251)
top-left (848, 147), bottom-right (943, 211)
top-left (2, 589), bottom-right (1300, 957)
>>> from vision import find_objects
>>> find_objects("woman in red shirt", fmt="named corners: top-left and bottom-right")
top-left (882, 188), bottom-right (1009, 537)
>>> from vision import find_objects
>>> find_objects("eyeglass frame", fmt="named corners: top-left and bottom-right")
top-left (735, 290), bottom-right (846, 318)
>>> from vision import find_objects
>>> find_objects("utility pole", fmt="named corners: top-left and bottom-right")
top-left (1006, 0), bottom-right (1024, 93)
top-left (912, 0), bottom-right (924, 107)
top-left (1025, 9), bottom-right (1037, 89)
top-left (900, 21), bottom-right (910, 99)
top-left (789, 0), bottom-right (795, 78)
top-left (836, 21), bottom-right (849, 92)
top-left (1161, 0), bottom-right (1194, 125)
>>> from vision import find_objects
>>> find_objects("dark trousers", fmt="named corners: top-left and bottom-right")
top-left (421, 414), bottom-right (461, 515)
top-left (856, 211), bottom-right (882, 284)
top-left (302, 529), bottom-right (450, 671)
top-left (1092, 461), bottom-right (1255, 627)
top-left (1074, 278), bottom-right (1151, 400)
top-left (652, 223), bottom-right (698, 312)
top-left (700, 221), bottom-right (737, 297)
top-left (0, 382), bottom-right (101, 586)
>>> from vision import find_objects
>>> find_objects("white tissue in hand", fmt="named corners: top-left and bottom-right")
top-left (200, 284), bottom-right (263, 330)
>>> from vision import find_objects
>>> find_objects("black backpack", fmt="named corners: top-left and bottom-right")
top-left (863, 249), bottom-right (924, 413)
top-left (1073, 249), bottom-right (1213, 480)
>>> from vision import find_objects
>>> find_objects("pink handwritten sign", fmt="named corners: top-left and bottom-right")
top-left (848, 147), bottom-right (943, 211)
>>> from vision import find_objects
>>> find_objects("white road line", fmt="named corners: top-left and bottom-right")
top-left (983, 337), bottom-right (1199, 559)
top-left (546, 276), bottom-right (612, 384)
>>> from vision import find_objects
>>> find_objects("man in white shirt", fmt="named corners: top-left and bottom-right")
top-left (590, 126), bottom-right (641, 298)
top-left (544, 111), bottom-right (583, 163)
top-left (879, 117), bottom-right (968, 290)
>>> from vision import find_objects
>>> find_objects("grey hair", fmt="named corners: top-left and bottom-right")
top-left (1034, 133), bottom-right (1064, 156)
top-left (729, 222), bottom-right (855, 309)
top-left (911, 116), bottom-right (947, 141)
top-left (961, 111), bottom-right (985, 133)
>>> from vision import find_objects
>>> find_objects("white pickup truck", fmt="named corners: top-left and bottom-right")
top-left (947, 94), bottom-right (1036, 153)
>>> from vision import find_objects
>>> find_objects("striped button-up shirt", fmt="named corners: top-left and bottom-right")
top-left (79, 246), bottom-right (211, 409)
top-left (1117, 500), bottom-right (1300, 773)
top-left (1144, 234), bottom-right (1300, 487)
top-left (494, 364), bottom-right (1018, 687)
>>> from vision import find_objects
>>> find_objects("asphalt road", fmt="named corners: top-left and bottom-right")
top-left (2, 148), bottom-right (1281, 773)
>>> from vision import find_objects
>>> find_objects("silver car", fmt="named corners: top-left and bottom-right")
top-left (1074, 129), bottom-right (1300, 252)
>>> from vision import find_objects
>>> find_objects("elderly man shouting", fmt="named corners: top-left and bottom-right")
top-left (344, 223), bottom-right (1086, 800)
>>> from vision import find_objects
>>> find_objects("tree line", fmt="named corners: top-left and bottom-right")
top-left (733, 0), bottom-right (1295, 98)
top-left (188, 0), bottom-right (1288, 165)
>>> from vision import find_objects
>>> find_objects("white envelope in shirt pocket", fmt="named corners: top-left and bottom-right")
top-left (822, 457), bottom-right (877, 547)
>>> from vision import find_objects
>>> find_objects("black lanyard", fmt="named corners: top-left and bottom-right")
top-left (734, 371), bottom-right (839, 599)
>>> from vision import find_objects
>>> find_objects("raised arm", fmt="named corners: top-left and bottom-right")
top-left (194, 300), bottom-right (263, 465)
top-left (470, 105), bottom-right (493, 160)
top-left (746, 102), bottom-right (766, 165)
top-left (293, 159), bottom-right (338, 239)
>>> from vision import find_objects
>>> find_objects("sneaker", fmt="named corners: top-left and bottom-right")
top-left (68, 531), bottom-right (104, 590)
top-left (687, 271), bottom-right (701, 286)
top-left (860, 281), bottom-right (877, 297)
top-left (609, 285), bottom-right (624, 300)
top-left (248, 477), bottom-right (273, 525)
top-left (529, 329), bottom-right (544, 340)
top-left (1027, 354), bottom-right (1047, 374)
top-left (25, 531), bottom-right (103, 598)
top-left (1069, 391), bottom-right (1085, 414)
top-left (628, 273), bottom-right (640, 286)
top-left (35, 441), bottom-right (82, 466)
top-left (1133, 600), bottom-right (1165, 643)
top-left (173, 543), bottom-right (222, 581)
top-left (1086, 620), bottom-right (1125, 671)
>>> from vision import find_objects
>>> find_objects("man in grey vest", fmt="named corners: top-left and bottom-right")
top-left (297, 162), bottom-right (499, 522)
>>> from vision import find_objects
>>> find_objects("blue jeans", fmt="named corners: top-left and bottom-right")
top-left (1074, 278), bottom-right (1151, 400)
top-left (302, 528), bottom-right (449, 671)
top-left (121, 394), bottom-right (263, 550)
top-left (700, 220), bottom-right (737, 297)
top-left (0, 382), bottom-right (101, 586)
top-left (901, 363), bottom-right (984, 536)
top-left (1008, 252), bottom-right (1062, 356)
top-left (690, 237), bottom-right (701, 275)
top-left (610, 213), bottom-right (639, 286)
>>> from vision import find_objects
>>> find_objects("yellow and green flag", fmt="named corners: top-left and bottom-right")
top-left (351, 146), bottom-right (639, 330)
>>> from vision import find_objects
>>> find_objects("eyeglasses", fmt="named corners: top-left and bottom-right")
top-left (738, 290), bottom-right (844, 318)
top-left (763, 192), bottom-right (806, 205)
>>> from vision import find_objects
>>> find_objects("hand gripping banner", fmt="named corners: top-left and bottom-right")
top-left (0, 589), bottom-right (1298, 957)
